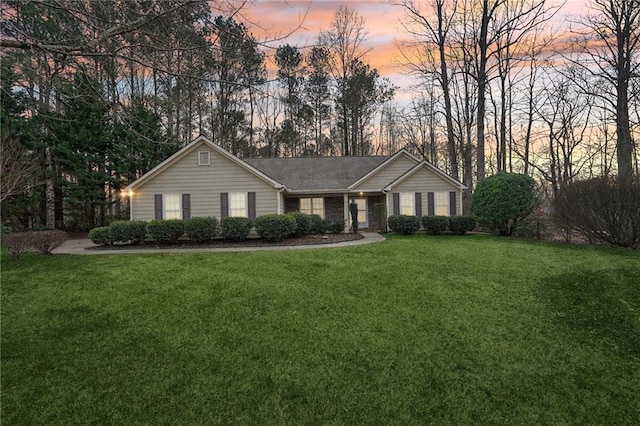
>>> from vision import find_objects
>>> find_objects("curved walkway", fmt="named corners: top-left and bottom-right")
top-left (53, 232), bottom-right (385, 255)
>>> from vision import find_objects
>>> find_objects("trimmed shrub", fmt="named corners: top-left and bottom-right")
top-left (326, 219), bottom-right (345, 234)
top-left (184, 217), bottom-right (218, 242)
top-left (388, 215), bottom-right (420, 235)
top-left (220, 217), bottom-right (253, 242)
top-left (291, 212), bottom-right (312, 236)
top-left (147, 219), bottom-right (185, 243)
top-left (108, 220), bottom-right (147, 244)
top-left (471, 173), bottom-right (537, 236)
top-left (554, 177), bottom-right (640, 248)
top-left (89, 227), bottom-right (111, 246)
top-left (254, 214), bottom-right (297, 242)
top-left (6, 230), bottom-right (67, 259)
top-left (421, 216), bottom-right (449, 235)
top-left (448, 216), bottom-right (476, 235)
top-left (309, 214), bottom-right (328, 234)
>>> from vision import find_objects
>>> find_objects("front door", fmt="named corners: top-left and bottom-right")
top-left (349, 198), bottom-right (368, 228)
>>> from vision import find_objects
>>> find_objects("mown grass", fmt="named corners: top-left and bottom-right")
top-left (2, 235), bottom-right (639, 425)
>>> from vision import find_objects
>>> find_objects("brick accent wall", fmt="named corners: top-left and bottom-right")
top-left (284, 197), bottom-right (299, 213)
top-left (324, 197), bottom-right (344, 221)
top-left (367, 195), bottom-right (386, 231)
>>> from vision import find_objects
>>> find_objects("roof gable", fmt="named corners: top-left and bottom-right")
top-left (124, 136), bottom-right (283, 191)
top-left (384, 161), bottom-right (468, 191)
top-left (348, 149), bottom-right (421, 190)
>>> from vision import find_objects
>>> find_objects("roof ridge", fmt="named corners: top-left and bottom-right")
top-left (244, 155), bottom-right (390, 161)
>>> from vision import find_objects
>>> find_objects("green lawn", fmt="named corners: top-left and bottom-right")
top-left (2, 235), bottom-right (639, 425)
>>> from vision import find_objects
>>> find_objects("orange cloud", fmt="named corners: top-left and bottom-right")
top-left (233, 0), bottom-right (590, 102)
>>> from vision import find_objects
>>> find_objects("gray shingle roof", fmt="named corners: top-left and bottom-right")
top-left (244, 156), bottom-right (390, 190)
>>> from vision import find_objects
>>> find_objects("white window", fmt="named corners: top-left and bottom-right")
top-left (229, 192), bottom-right (247, 217)
top-left (164, 194), bottom-right (182, 219)
top-left (400, 193), bottom-right (415, 216)
top-left (300, 197), bottom-right (325, 218)
top-left (198, 151), bottom-right (210, 166)
top-left (435, 192), bottom-right (450, 216)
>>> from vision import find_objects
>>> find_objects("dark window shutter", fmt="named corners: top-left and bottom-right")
top-left (220, 193), bottom-right (229, 218)
top-left (427, 192), bottom-right (435, 216)
top-left (449, 191), bottom-right (457, 216)
top-left (248, 192), bottom-right (256, 220)
top-left (182, 194), bottom-right (191, 219)
top-left (415, 192), bottom-right (422, 217)
top-left (392, 193), bottom-right (400, 215)
top-left (154, 194), bottom-right (163, 220)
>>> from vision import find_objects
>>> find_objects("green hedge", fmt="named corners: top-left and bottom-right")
top-left (184, 217), bottom-right (218, 242)
top-left (220, 217), bottom-right (253, 241)
top-left (254, 214), bottom-right (297, 242)
top-left (326, 219), bottom-right (344, 234)
top-left (291, 212), bottom-right (313, 236)
top-left (108, 220), bottom-right (147, 244)
top-left (421, 216), bottom-right (449, 235)
top-left (448, 216), bottom-right (476, 235)
top-left (388, 215), bottom-right (420, 235)
top-left (471, 173), bottom-right (536, 236)
top-left (89, 227), bottom-right (111, 246)
top-left (309, 215), bottom-right (328, 234)
top-left (147, 219), bottom-right (185, 243)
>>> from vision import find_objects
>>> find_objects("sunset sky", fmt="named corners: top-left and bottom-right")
top-left (238, 0), bottom-right (590, 100)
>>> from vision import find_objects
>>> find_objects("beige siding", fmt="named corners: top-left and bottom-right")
top-left (352, 154), bottom-right (417, 190)
top-left (387, 168), bottom-right (463, 216)
top-left (131, 141), bottom-right (278, 221)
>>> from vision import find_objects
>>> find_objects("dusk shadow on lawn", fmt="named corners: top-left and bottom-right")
top-left (537, 268), bottom-right (640, 358)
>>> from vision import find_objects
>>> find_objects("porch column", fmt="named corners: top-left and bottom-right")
top-left (343, 192), bottom-right (349, 233)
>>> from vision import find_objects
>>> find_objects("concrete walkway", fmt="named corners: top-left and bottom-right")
top-left (53, 232), bottom-right (385, 255)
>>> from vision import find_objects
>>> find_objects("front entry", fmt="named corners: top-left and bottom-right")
top-left (349, 197), bottom-right (368, 228)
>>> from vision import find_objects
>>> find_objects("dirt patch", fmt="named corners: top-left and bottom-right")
top-left (86, 233), bottom-right (364, 251)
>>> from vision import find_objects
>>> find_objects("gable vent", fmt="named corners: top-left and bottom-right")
top-left (198, 151), bottom-right (211, 166)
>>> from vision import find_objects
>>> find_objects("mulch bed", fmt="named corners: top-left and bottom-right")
top-left (85, 233), bottom-right (364, 250)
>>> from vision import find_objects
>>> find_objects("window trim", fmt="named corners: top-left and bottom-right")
top-left (163, 193), bottom-right (182, 219)
top-left (434, 191), bottom-right (450, 216)
top-left (299, 197), bottom-right (325, 219)
top-left (399, 192), bottom-right (415, 216)
top-left (229, 192), bottom-right (248, 218)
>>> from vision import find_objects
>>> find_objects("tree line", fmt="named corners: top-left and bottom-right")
top-left (1, 0), bottom-right (638, 230)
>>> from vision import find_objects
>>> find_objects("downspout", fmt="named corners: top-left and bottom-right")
top-left (277, 186), bottom-right (285, 214)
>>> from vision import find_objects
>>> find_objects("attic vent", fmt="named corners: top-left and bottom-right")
top-left (198, 151), bottom-right (211, 166)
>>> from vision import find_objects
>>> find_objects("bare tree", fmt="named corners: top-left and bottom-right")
top-left (459, 0), bottom-right (560, 181)
top-left (569, 0), bottom-right (640, 185)
top-left (396, 0), bottom-right (460, 179)
top-left (531, 66), bottom-right (597, 197)
top-left (0, 138), bottom-right (39, 203)
top-left (320, 5), bottom-right (369, 155)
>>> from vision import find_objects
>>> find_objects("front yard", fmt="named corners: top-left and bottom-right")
top-left (2, 235), bottom-right (639, 424)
